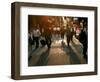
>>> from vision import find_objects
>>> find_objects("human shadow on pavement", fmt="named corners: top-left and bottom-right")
top-left (61, 41), bottom-right (81, 64)
top-left (34, 49), bottom-right (50, 66)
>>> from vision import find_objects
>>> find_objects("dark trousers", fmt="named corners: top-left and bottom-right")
top-left (70, 33), bottom-right (73, 41)
top-left (45, 35), bottom-right (51, 48)
top-left (83, 43), bottom-right (87, 61)
top-left (67, 35), bottom-right (71, 46)
top-left (61, 34), bottom-right (64, 39)
top-left (33, 37), bottom-right (39, 48)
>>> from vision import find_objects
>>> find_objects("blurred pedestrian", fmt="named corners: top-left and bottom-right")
top-left (44, 27), bottom-right (52, 49)
top-left (78, 29), bottom-right (87, 61)
top-left (28, 32), bottom-right (34, 51)
top-left (61, 27), bottom-right (65, 40)
top-left (32, 27), bottom-right (41, 49)
top-left (66, 25), bottom-right (72, 46)
top-left (70, 27), bottom-right (74, 42)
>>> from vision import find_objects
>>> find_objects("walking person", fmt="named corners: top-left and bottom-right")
top-left (70, 27), bottom-right (74, 42)
top-left (61, 27), bottom-right (65, 40)
top-left (40, 31), bottom-right (46, 47)
top-left (28, 32), bottom-right (34, 51)
top-left (66, 25), bottom-right (72, 46)
top-left (78, 28), bottom-right (87, 61)
top-left (44, 27), bottom-right (52, 49)
top-left (32, 27), bottom-right (41, 49)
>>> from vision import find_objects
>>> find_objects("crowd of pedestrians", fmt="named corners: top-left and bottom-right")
top-left (28, 19), bottom-right (88, 61)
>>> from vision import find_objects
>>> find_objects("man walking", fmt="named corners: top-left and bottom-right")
top-left (32, 27), bottom-right (41, 49)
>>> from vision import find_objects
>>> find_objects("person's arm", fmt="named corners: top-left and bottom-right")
top-left (39, 31), bottom-right (41, 36)
top-left (30, 33), bottom-right (33, 40)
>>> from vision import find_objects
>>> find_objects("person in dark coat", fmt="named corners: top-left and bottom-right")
top-left (44, 27), bottom-right (52, 49)
top-left (61, 27), bottom-right (65, 40)
top-left (70, 27), bottom-right (74, 42)
top-left (66, 26), bottom-right (72, 46)
top-left (40, 31), bottom-right (46, 47)
top-left (78, 29), bottom-right (87, 61)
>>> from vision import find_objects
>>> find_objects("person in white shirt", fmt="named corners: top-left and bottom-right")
top-left (32, 27), bottom-right (41, 49)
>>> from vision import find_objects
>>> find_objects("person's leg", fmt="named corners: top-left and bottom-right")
top-left (33, 37), bottom-right (36, 48)
top-left (63, 34), bottom-right (64, 39)
top-left (48, 37), bottom-right (51, 48)
top-left (67, 36), bottom-right (70, 46)
top-left (70, 33), bottom-right (73, 42)
top-left (61, 34), bottom-right (62, 39)
top-left (83, 44), bottom-right (87, 62)
top-left (35, 37), bottom-right (39, 48)
top-left (61, 34), bottom-right (64, 39)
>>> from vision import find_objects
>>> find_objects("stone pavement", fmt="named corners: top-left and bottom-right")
top-left (28, 36), bottom-right (87, 66)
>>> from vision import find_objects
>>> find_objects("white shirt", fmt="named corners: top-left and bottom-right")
top-left (33, 29), bottom-right (41, 37)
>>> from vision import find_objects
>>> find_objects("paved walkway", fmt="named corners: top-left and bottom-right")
top-left (28, 36), bottom-right (87, 66)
